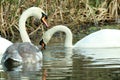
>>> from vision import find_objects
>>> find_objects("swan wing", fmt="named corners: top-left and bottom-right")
top-left (74, 29), bottom-right (120, 48)
top-left (0, 37), bottom-right (13, 55)
top-left (1, 50), bottom-right (22, 63)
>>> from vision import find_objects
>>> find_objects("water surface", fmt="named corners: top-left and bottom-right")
top-left (1, 44), bottom-right (120, 80)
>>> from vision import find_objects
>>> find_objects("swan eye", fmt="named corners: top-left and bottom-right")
top-left (39, 39), bottom-right (44, 45)
top-left (42, 13), bottom-right (47, 19)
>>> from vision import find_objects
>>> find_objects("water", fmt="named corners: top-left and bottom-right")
top-left (1, 44), bottom-right (120, 80)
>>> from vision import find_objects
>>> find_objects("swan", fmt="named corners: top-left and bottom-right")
top-left (0, 37), bottom-right (13, 54)
top-left (2, 42), bottom-right (42, 67)
top-left (0, 7), bottom-right (48, 55)
top-left (39, 25), bottom-right (120, 48)
top-left (1, 7), bottom-right (48, 65)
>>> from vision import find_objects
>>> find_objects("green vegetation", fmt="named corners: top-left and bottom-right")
top-left (0, 0), bottom-right (120, 42)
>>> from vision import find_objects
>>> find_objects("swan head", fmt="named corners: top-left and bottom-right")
top-left (20, 7), bottom-right (49, 27)
top-left (31, 7), bottom-right (49, 27)
top-left (39, 25), bottom-right (73, 48)
top-left (39, 35), bottom-right (50, 49)
top-left (39, 30), bottom-right (51, 49)
top-left (34, 12), bottom-right (48, 27)
top-left (39, 39), bottom-right (46, 49)
top-left (41, 12), bottom-right (49, 27)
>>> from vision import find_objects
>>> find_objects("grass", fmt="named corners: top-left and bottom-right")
top-left (0, 0), bottom-right (120, 42)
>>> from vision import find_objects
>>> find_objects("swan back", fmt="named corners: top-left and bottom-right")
top-left (1, 42), bottom-right (42, 65)
top-left (42, 25), bottom-right (73, 47)
top-left (74, 29), bottom-right (120, 48)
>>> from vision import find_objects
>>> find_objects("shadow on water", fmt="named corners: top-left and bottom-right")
top-left (72, 47), bottom-right (120, 80)
top-left (43, 46), bottom-right (73, 80)
top-left (42, 46), bottom-right (120, 80)
top-left (1, 45), bottom-right (120, 80)
top-left (0, 62), bottom-right (43, 80)
top-left (74, 48), bottom-right (120, 68)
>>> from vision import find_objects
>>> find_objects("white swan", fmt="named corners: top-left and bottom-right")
top-left (0, 37), bottom-right (13, 54)
top-left (0, 7), bottom-right (48, 55)
top-left (1, 7), bottom-right (48, 65)
top-left (2, 42), bottom-right (42, 66)
top-left (40, 25), bottom-right (120, 48)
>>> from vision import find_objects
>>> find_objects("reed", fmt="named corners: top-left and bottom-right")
top-left (0, 0), bottom-right (119, 41)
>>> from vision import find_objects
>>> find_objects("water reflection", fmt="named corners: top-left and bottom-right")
top-left (43, 46), bottom-right (73, 80)
top-left (0, 57), bottom-right (43, 79)
top-left (1, 45), bottom-right (120, 80)
top-left (72, 47), bottom-right (120, 80)
top-left (0, 62), bottom-right (43, 80)
top-left (1, 60), bottom-right (42, 71)
top-left (72, 56), bottom-right (120, 80)
top-left (74, 48), bottom-right (120, 68)
top-left (43, 46), bottom-right (120, 80)
top-left (1, 70), bottom-right (42, 80)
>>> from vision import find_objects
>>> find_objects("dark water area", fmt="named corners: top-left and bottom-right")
top-left (42, 46), bottom-right (120, 80)
top-left (1, 45), bottom-right (120, 80)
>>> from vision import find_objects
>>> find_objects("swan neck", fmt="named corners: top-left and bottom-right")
top-left (19, 7), bottom-right (46, 43)
top-left (19, 15), bottom-right (31, 42)
top-left (64, 27), bottom-right (73, 47)
top-left (47, 25), bottom-right (73, 47)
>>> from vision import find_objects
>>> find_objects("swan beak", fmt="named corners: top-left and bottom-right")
top-left (41, 42), bottom-right (46, 50)
top-left (39, 39), bottom-right (46, 49)
top-left (41, 17), bottom-right (49, 28)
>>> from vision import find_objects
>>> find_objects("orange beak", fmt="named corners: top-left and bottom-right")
top-left (41, 42), bottom-right (45, 50)
top-left (39, 39), bottom-right (46, 50)
top-left (41, 17), bottom-right (49, 28)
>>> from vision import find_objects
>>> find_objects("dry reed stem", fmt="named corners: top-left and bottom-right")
top-left (0, 0), bottom-right (119, 41)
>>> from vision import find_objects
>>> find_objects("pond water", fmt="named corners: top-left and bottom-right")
top-left (42, 46), bottom-right (120, 80)
top-left (1, 42), bottom-right (120, 80)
